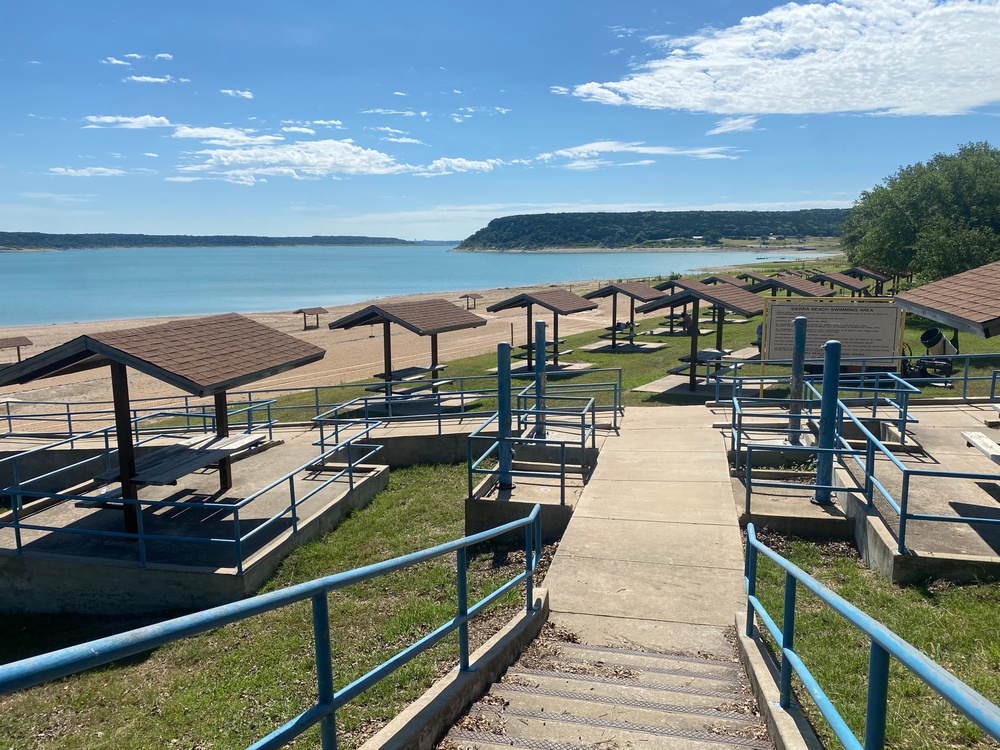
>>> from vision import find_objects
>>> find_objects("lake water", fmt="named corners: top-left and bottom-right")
top-left (0, 245), bottom-right (827, 326)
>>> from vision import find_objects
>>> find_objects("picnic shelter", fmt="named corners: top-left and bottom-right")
top-left (486, 289), bottom-right (597, 368)
top-left (582, 282), bottom-right (665, 348)
top-left (746, 272), bottom-right (837, 298)
top-left (638, 283), bottom-right (765, 390)
top-left (0, 337), bottom-right (32, 363)
top-left (895, 258), bottom-right (1000, 339)
top-left (806, 271), bottom-right (871, 297)
top-left (0, 314), bottom-right (325, 533)
top-left (293, 307), bottom-right (328, 330)
top-left (328, 298), bottom-right (486, 396)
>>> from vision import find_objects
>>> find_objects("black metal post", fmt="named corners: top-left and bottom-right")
top-left (110, 362), bottom-right (139, 534)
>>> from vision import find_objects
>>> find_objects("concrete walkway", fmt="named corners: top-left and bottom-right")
top-left (543, 405), bottom-right (745, 659)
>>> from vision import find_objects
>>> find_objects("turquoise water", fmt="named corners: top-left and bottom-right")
top-left (0, 245), bottom-right (824, 326)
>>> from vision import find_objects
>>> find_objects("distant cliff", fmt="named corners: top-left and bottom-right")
top-left (455, 209), bottom-right (851, 251)
top-left (0, 233), bottom-right (452, 251)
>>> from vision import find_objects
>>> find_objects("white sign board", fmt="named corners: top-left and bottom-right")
top-left (763, 299), bottom-right (903, 360)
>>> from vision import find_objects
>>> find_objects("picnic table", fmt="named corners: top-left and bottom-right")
top-left (96, 433), bottom-right (266, 486)
top-left (372, 364), bottom-right (447, 381)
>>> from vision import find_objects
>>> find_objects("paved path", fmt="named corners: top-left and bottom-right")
top-left (543, 405), bottom-right (745, 658)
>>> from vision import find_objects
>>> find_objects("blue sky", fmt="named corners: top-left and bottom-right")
top-left (2, 0), bottom-right (999, 240)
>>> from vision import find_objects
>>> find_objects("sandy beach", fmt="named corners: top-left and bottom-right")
top-left (0, 280), bottom-right (625, 407)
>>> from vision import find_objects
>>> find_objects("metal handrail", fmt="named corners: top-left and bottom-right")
top-left (2, 424), bottom-right (384, 572)
top-left (745, 523), bottom-right (1000, 749)
top-left (0, 505), bottom-right (544, 750)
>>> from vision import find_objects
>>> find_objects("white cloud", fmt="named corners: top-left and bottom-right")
top-left (363, 108), bottom-right (418, 116)
top-left (101, 56), bottom-right (131, 66)
top-left (143, 152), bottom-right (159, 157)
top-left (221, 89), bottom-right (253, 99)
top-left (706, 116), bottom-right (759, 135)
top-left (573, 0), bottom-right (1000, 116)
top-left (165, 176), bottom-right (204, 182)
top-left (126, 75), bottom-right (173, 84)
top-left (384, 136), bottom-right (425, 144)
top-left (49, 167), bottom-right (126, 177)
top-left (415, 157), bottom-right (503, 176)
top-left (282, 126), bottom-right (316, 134)
top-left (155, 53), bottom-right (173, 60)
top-left (458, 106), bottom-right (511, 115)
top-left (28, 60), bottom-right (42, 65)
top-left (540, 140), bottom-right (738, 164)
top-left (172, 126), bottom-right (285, 146)
top-left (179, 78), bottom-right (191, 83)
top-left (373, 126), bottom-right (406, 134)
top-left (393, 91), bottom-right (408, 96)
top-left (550, 86), bottom-right (570, 96)
top-left (84, 115), bottom-right (173, 129)
top-left (20, 192), bottom-right (97, 203)
top-left (178, 138), bottom-right (407, 183)
top-left (124, 53), bottom-right (143, 59)
top-left (313, 119), bottom-right (344, 128)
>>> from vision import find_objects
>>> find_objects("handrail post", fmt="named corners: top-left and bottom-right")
top-left (525, 521), bottom-right (534, 611)
top-left (788, 316), bottom-right (807, 445)
top-left (865, 439), bottom-right (875, 506)
top-left (815, 340), bottom-right (841, 505)
top-left (898, 471), bottom-right (911, 553)
top-left (864, 640), bottom-right (890, 750)
top-left (779, 571), bottom-right (797, 709)
top-left (66, 404), bottom-right (74, 446)
top-left (312, 593), bottom-right (337, 749)
top-left (744, 446), bottom-right (753, 514)
top-left (497, 343), bottom-right (513, 491)
top-left (745, 539), bottom-right (758, 636)
top-left (234, 509), bottom-right (244, 574)
top-left (289, 478), bottom-right (298, 533)
top-left (534, 320), bottom-right (546, 440)
top-left (560, 442), bottom-right (566, 506)
top-left (135, 501), bottom-right (147, 567)
top-left (457, 548), bottom-right (471, 672)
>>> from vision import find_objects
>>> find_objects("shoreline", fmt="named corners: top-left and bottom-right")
top-left (0, 252), bottom-right (843, 405)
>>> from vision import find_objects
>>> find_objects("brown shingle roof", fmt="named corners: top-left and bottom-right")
top-left (636, 283), bottom-right (765, 318)
top-left (486, 289), bottom-right (598, 315)
top-left (747, 273), bottom-right (837, 298)
top-left (294, 307), bottom-right (328, 315)
top-left (700, 274), bottom-right (752, 288)
top-left (583, 282), bottom-right (666, 302)
top-left (328, 298), bottom-right (487, 335)
top-left (0, 314), bottom-right (325, 396)
top-left (653, 277), bottom-right (708, 292)
top-left (806, 271), bottom-right (870, 293)
top-left (896, 259), bottom-right (1000, 337)
top-left (843, 266), bottom-right (892, 283)
top-left (0, 337), bottom-right (32, 350)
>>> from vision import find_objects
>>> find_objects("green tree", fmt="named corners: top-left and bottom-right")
top-left (842, 142), bottom-right (1000, 281)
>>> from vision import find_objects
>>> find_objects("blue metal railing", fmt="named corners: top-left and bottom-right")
top-left (466, 394), bottom-right (597, 505)
top-left (0, 504), bottom-right (544, 750)
top-left (2, 423), bottom-right (383, 572)
top-left (713, 351), bottom-right (1000, 402)
top-left (744, 523), bottom-right (1000, 749)
top-left (1, 371), bottom-right (624, 440)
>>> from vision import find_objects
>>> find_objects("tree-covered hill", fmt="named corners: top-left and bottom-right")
top-left (456, 209), bottom-right (851, 250)
top-left (0, 233), bottom-right (442, 251)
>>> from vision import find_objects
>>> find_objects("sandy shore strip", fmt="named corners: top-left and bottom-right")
top-left (0, 280), bottom-right (637, 407)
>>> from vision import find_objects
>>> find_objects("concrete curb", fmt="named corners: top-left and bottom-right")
top-left (360, 589), bottom-right (550, 750)
top-left (734, 612), bottom-right (824, 750)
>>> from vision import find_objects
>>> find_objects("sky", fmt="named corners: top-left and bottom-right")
top-left (2, 0), bottom-right (999, 241)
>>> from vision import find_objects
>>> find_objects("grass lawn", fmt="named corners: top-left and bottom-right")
top-left (0, 463), bottom-right (542, 750)
top-left (752, 532), bottom-right (1000, 750)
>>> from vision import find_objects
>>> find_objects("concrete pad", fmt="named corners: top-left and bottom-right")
top-left (555, 516), bottom-right (744, 569)
top-left (601, 428), bottom-right (726, 452)
top-left (586, 450), bottom-right (731, 483)
top-left (632, 375), bottom-right (723, 396)
top-left (544, 555), bottom-right (744, 627)
top-left (576, 479), bottom-right (739, 524)
top-left (620, 406), bottom-right (713, 428)
top-left (550, 612), bottom-right (735, 659)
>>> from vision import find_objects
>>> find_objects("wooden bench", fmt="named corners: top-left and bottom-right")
top-left (961, 431), bottom-right (1000, 465)
top-left (96, 433), bottom-right (267, 486)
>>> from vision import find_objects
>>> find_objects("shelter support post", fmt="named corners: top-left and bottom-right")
top-left (497, 343), bottom-right (513, 489)
top-left (629, 297), bottom-right (636, 343)
top-left (688, 300), bottom-right (700, 392)
top-left (611, 294), bottom-right (619, 348)
top-left (553, 314), bottom-right (560, 366)
top-left (430, 334), bottom-right (440, 394)
top-left (526, 304), bottom-right (534, 356)
top-left (111, 362), bottom-right (139, 534)
top-left (215, 391), bottom-right (232, 491)
top-left (534, 320), bottom-right (546, 439)
top-left (814, 340), bottom-right (841, 505)
top-left (383, 320), bottom-right (393, 399)
top-left (788, 316), bottom-right (807, 446)
top-left (715, 310), bottom-right (725, 372)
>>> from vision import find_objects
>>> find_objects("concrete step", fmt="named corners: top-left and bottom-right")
top-left (442, 633), bottom-right (768, 750)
